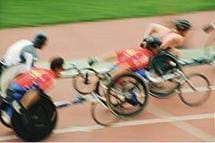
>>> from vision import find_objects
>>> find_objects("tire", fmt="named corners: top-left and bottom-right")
top-left (179, 73), bottom-right (211, 107)
top-left (11, 95), bottom-right (57, 141)
top-left (0, 98), bottom-right (12, 128)
top-left (0, 110), bottom-right (12, 129)
top-left (73, 68), bottom-right (99, 95)
top-left (0, 115), bottom-right (12, 128)
top-left (105, 73), bottom-right (148, 117)
top-left (0, 96), bottom-right (2, 107)
top-left (91, 102), bottom-right (119, 127)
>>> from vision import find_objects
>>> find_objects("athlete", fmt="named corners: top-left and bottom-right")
top-left (88, 36), bottom-right (162, 80)
top-left (142, 19), bottom-right (191, 56)
top-left (2, 32), bottom-right (47, 70)
top-left (88, 19), bottom-right (191, 69)
top-left (0, 32), bottom-right (48, 98)
top-left (1, 57), bottom-right (65, 124)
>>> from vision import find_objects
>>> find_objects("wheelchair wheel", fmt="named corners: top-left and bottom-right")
top-left (0, 96), bottom-right (2, 106)
top-left (91, 102), bottom-right (119, 126)
top-left (105, 73), bottom-right (148, 117)
top-left (0, 110), bottom-right (12, 129)
top-left (73, 68), bottom-right (99, 95)
top-left (0, 97), bottom-right (12, 128)
top-left (11, 95), bottom-right (57, 141)
top-left (149, 53), bottom-right (181, 97)
top-left (179, 73), bottom-right (211, 107)
top-left (149, 70), bottom-right (180, 98)
top-left (94, 73), bottom-right (112, 97)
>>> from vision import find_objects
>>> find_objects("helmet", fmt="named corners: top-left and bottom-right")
top-left (32, 32), bottom-right (47, 49)
top-left (143, 36), bottom-right (162, 49)
top-left (174, 19), bottom-right (191, 31)
top-left (50, 57), bottom-right (64, 71)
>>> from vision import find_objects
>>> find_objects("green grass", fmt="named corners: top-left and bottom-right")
top-left (0, 0), bottom-right (214, 29)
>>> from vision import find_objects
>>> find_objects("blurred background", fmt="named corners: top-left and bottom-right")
top-left (0, 0), bottom-right (214, 29)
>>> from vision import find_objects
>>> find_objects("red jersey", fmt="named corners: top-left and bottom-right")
top-left (116, 48), bottom-right (153, 70)
top-left (13, 68), bottom-right (55, 91)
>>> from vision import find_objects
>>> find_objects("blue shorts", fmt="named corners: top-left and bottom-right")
top-left (7, 83), bottom-right (27, 101)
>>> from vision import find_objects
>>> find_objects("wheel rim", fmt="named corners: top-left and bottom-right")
top-left (11, 97), bottom-right (57, 141)
top-left (106, 74), bottom-right (148, 117)
top-left (179, 74), bottom-right (211, 106)
top-left (73, 68), bottom-right (99, 95)
top-left (91, 102), bottom-right (119, 126)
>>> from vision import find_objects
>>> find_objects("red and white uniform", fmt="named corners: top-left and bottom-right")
top-left (13, 67), bottom-right (55, 91)
top-left (116, 48), bottom-right (154, 70)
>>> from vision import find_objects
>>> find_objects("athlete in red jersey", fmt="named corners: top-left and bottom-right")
top-left (86, 36), bottom-right (162, 107)
top-left (1, 57), bottom-right (64, 124)
top-left (116, 48), bottom-right (154, 70)
top-left (88, 36), bottom-right (162, 76)
top-left (13, 67), bottom-right (55, 92)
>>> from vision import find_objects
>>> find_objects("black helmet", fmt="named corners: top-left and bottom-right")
top-left (32, 32), bottom-right (47, 49)
top-left (174, 19), bottom-right (191, 31)
top-left (142, 36), bottom-right (162, 49)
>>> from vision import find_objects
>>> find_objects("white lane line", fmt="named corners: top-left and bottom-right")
top-left (0, 113), bottom-right (214, 141)
top-left (146, 105), bottom-right (215, 142)
top-left (0, 135), bottom-right (17, 141)
top-left (54, 112), bottom-right (215, 134)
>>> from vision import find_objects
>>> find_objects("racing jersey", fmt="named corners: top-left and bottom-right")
top-left (12, 67), bottom-right (55, 92)
top-left (3, 39), bottom-right (38, 70)
top-left (116, 48), bottom-right (154, 70)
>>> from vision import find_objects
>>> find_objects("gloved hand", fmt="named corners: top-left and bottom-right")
top-left (88, 58), bottom-right (98, 66)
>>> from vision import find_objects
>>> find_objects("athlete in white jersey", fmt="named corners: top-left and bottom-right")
top-left (4, 40), bottom-right (36, 69)
top-left (3, 32), bottom-right (47, 70)
top-left (0, 32), bottom-right (47, 98)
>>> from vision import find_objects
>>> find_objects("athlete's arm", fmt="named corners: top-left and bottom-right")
top-left (143, 23), bottom-right (170, 39)
top-left (23, 52), bottom-right (34, 71)
top-left (160, 34), bottom-right (184, 49)
top-left (143, 23), bottom-right (157, 38)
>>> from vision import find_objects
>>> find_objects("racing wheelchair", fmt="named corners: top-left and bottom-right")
top-left (0, 63), bottom-right (57, 141)
top-left (54, 63), bottom-right (148, 126)
top-left (57, 46), bottom-right (212, 127)
top-left (0, 89), bottom-right (57, 141)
